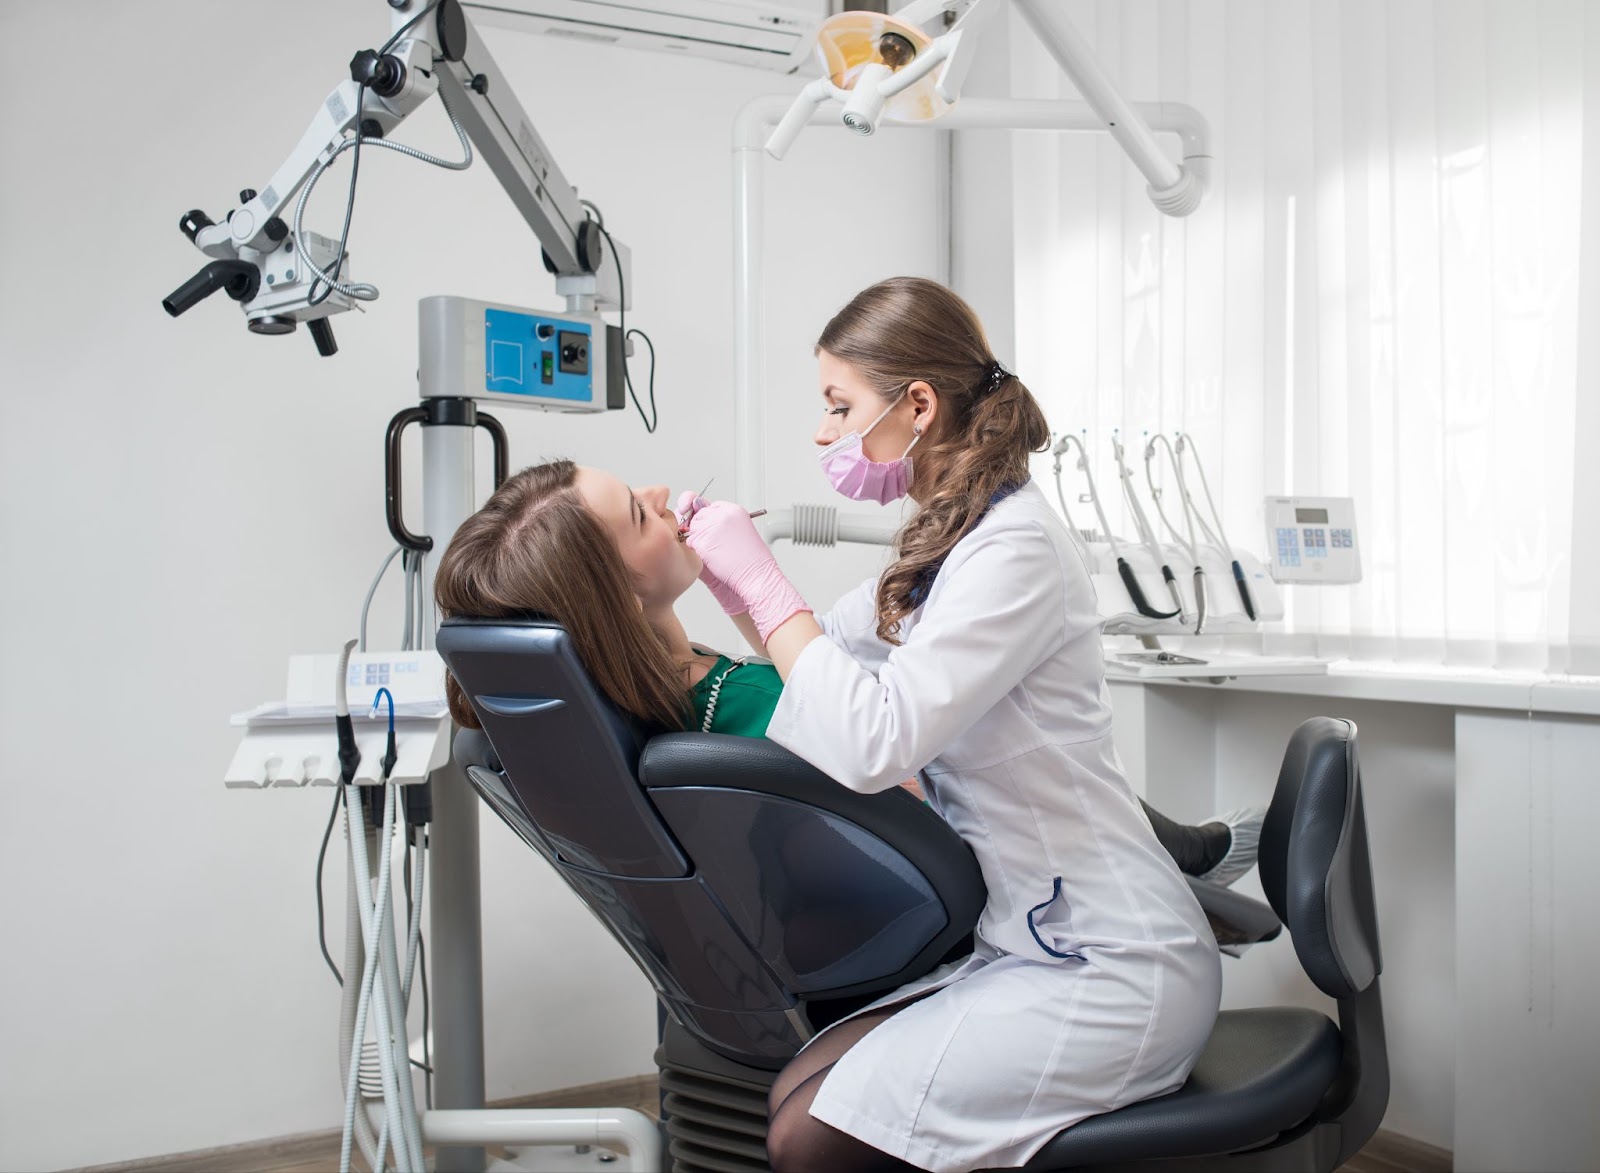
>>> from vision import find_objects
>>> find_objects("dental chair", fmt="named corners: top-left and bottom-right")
top-left (438, 617), bottom-right (1387, 1172)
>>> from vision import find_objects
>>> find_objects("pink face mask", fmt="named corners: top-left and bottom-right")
top-left (818, 401), bottom-right (920, 505)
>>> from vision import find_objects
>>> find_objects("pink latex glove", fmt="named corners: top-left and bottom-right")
top-left (674, 490), bottom-right (708, 529)
top-left (683, 502), bottom-right (811, 642)
top-left (676, 491), bottom-right (745, 616)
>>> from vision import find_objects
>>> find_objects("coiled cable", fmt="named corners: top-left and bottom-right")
top-left (293, 85), bottom-right (472, 305)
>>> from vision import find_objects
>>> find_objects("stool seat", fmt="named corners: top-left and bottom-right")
top-left (1020, 1008), bottom-right (1342, 1169)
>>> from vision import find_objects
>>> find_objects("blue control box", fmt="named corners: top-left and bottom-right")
top-left (483, 308), bottom-right (593, 404)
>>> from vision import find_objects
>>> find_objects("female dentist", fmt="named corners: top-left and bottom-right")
top-left (682, 278), bottom-right (1221, 1173)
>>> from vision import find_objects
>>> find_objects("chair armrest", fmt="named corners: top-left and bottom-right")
top-left (641, 732), bottom-right (986, 931)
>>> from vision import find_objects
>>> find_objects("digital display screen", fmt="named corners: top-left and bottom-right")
top-left (1295, 507), bottom-right (1330, 524)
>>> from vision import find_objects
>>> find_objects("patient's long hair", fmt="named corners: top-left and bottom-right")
top-left (433, 460), bottom-right (690, 731)
top-left (817, 277), bottom-right (1051, 644)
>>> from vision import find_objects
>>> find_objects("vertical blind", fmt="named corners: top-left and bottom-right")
top-left (1011, 0), bottom-right (1598, 673)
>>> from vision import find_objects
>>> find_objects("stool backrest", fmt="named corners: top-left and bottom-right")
top-left (1258, 716), bottom-right (1382, 1000)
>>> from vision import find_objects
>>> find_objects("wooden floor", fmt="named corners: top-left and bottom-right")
top-left (75, 1076), bottom-right (1451, 1173)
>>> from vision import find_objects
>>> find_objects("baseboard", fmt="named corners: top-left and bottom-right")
top-left (71, 1073), bottom-right (660, 1173)
top-left (1357, 1128), bottom-right (1453, 1172)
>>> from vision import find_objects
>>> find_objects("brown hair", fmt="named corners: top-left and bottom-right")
top-left (433, 460), bottom-right (690, 731)
top-left (817, 277), bottom-right (1050, 644)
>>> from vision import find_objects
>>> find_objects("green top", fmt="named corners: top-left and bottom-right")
top-left (686, 651), bottom-right (785, 737)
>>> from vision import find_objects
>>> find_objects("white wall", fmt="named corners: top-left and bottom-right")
top-left (0, 3), bottom-right (941, 1166)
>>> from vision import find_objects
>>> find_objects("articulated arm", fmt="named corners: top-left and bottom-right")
top-left (162, 0), bottom-right (628, 355)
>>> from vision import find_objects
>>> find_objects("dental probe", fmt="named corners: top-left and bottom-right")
top-left (678, 507), bottom-right (765, 536)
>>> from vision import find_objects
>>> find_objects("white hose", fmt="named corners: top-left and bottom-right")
top-left (1144, 434), bottom-right (1201, 558)
top-left (1061, 434), bottom-right (1124, 557)
top-left (340, 844), bottom-right (382, 1169)
top-left (377, 824), bottom-right (425, 1165)
top-left (1114, 433), bottom-right (1186, 622)
top-left (375, 787), bottom-right (423, 1171)
top-left (1048, 436), bottom-right (1089, 556)
top-left (404, 835), bottom-right (427, 1006)
top-left (343, 786), bottom-right (418, 1171)
top-left (335, 639), bottom-right (356, 719)
top-left (1175, 433), bottom-right (1233, 556)
top-left (1113, 433), bottom-right (1172, 567)
top-left (340, 798), bottom-right (384, 1172)
top-left (359, 547), bottom-right (404, 653)
top-left (1146, 434), bottom-right (1208, 633)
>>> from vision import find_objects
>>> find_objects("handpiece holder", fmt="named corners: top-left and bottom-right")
top-left (1118, 558), bottom-right (1179, 620)
top-left (1232, 560), bottom-right (1257, 620)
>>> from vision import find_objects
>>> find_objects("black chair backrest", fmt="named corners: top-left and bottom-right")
top-left (436, 615), bottom-right (985, 1068)
top-left (438, 616), bottom-right (687, 877)
top-left (1258, 717), bottom-right (1382, 1000)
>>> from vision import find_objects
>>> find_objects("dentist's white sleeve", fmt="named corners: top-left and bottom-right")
top-left (767, 522), bottom-right (1069, 793)
top-left (817, 575), bottom-right (891, 675)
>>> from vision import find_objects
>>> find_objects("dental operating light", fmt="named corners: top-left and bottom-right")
top-left (765, 0), bottom-right (1210, 219)
top-left (765, 2), bottom-right (990, 157)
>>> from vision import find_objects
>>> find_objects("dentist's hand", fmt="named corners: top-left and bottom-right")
top-left (674, 490), bottom-right (708, 529)
top-left (684, 502), bottom-right (811, 642)
top-left (678, 491), bottom-right (746, 615)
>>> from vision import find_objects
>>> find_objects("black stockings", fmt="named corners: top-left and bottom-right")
top-left (765, 1005), bottom-right (930, 1173)
top-left (1140, 798), bottom-right (1230, 876)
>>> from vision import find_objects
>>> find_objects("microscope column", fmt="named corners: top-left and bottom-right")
top-left (421, 404), bottom-right (486, 1173)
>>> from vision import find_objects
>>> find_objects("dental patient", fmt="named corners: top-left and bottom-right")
top-left (434, 459), bottom-right (1259, 885)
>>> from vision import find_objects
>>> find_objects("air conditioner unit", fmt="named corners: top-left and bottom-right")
top-left (464, 0), bottom-right (824, 73)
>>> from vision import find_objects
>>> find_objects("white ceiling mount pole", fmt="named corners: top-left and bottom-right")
top-left (1011, 0), bottom-right (1209, 217)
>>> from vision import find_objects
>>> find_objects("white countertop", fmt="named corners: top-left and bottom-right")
top-left (1107, 656), bottom-right (1600, 717)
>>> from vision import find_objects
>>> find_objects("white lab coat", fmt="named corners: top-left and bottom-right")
top-left (765, 481), bottom-right (1221, 1173)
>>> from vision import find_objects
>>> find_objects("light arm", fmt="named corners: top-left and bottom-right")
top-left (1010, 0), bottom-right (1205, 216)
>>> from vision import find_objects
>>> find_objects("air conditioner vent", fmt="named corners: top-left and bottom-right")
top-left (465, 0), bottom-right (822, 73)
